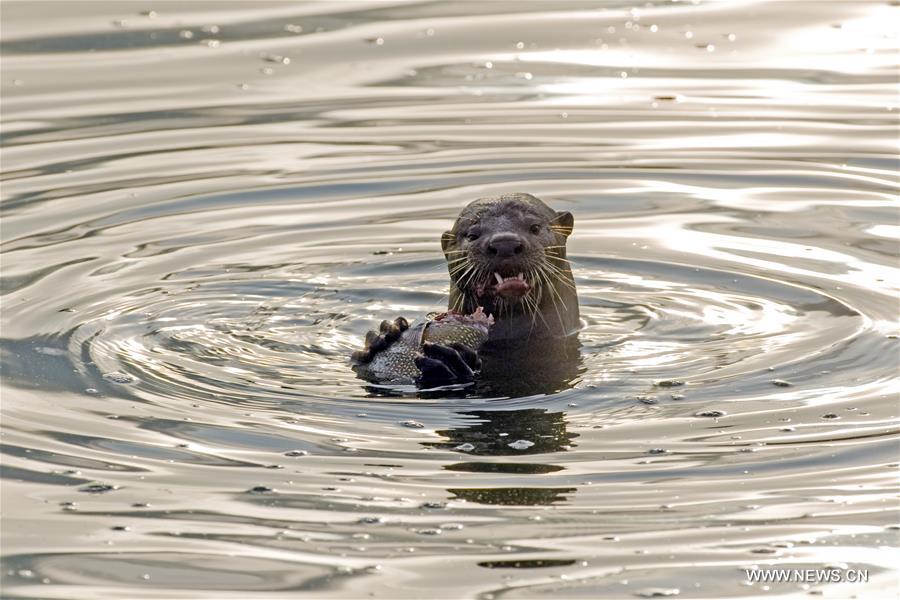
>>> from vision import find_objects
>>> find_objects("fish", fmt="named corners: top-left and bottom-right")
top-left (354, 307), bottom-right (494, 385)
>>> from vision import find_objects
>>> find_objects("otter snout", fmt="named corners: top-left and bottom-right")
top-left (487, 233), bottom-right (524, 258)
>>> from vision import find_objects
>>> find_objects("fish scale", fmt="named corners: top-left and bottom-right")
top-left (357, 310), bottom-right (493, 385)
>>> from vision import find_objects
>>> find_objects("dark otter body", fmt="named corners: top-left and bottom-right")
top-left (354, 193), bottom-right (579, 389)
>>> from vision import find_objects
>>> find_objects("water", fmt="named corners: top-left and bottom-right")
top-left (1, 1), bottom-right (898, 598)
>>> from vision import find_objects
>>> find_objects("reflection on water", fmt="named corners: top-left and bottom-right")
top-left (430, 409), bottom-right (577, 456)
top-left (1, 0), bottom-right (898, 597)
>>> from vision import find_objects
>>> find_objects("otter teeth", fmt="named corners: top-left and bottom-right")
top-left (493, 272), bottom-right (526, 284)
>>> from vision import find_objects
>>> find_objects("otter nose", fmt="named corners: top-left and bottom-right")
top-left (487, 233), bottom-right (524, 258)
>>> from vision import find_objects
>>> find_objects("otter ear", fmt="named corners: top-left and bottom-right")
top-left (552, 211), bottom-right (574, 237)
top-left (440, 230), bottom-right (455, 256)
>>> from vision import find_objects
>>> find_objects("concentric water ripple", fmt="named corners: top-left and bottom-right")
top-left (2, 1), bottom-right (897, 598)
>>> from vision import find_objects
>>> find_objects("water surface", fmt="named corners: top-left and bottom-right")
top-left (2, 1), bottom-right (898, 598)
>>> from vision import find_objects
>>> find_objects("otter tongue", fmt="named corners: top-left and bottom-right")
top-left (493, 272), bottom-right (530, 299)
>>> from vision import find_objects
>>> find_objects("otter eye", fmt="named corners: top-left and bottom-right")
top-left (529, 224), bottom-right (541, 234)
top-left (465, 230), bottom-right (480, 241)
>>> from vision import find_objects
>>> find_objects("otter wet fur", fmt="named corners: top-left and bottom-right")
top-left (353, 192), bottom-right (579, 388)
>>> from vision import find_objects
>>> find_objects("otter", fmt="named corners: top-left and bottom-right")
top-left (354, 192), bottom-right (579, 388)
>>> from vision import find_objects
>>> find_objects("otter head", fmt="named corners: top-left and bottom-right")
top-left (441, 193), bottom-right (574, 319)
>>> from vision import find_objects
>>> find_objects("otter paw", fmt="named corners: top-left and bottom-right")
top-left (414, 342), bottom-right (480, 387)
top-left (351, 316), bottom-right (409, 364)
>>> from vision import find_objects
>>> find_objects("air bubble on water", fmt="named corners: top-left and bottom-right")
top-left (358, 516), bottom-right (385, 525)
top-left (80, 483), bottom-right (119, 494)
top-left (695, 410), bottom-right (726, 418)
top-left (202, 39), bottom-right (220, 48)
top-left (515, 41), bottom-right (525, 49)
top-left (414, 527), bottom-right (442, 535)
top-left (103, 371), bottom-right (136, 384)
top-left (454, 443), bottom-right (475, 452)
top-left (284, 24), bottom-right (303, 33)
top-left (440, 523), bottom-right (464, 530)
top-left (139, 10), bottom-right (157, 18)
top-left (508, 439), bottom-right (534, 450)
top-left (515, 72), bottom-right (533, 80)
top-left (201, 25), bottom-right (220, 34)
top-left (261, 54), bottom-right (291, 64)
top-left (648, 448), bottom-right (668, 454)
top-left (650, 24), bottom-right (659, 32)
top-left (247, 486), bottom-right (275, 494)
top-left (260, 67), bottom-right (275, 75)
top-left (401, 420), bottom-right (425, 428)
top-left (656, 380), bottom-right (684, 387)
top-left (727, 33), bottom-right (737, 41)
top-left (178, 30), bottom-right (194, 39)
top-left (636, 588), bottom-right (681, 598)
top-left (771, 379), bottom-right (792, 387)
top-left (366, 37), bottom-right (385, 45)
top-left (36, 346), bottom-right (66, 356)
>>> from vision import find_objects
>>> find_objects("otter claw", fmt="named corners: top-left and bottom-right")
top-left (415, 342), bottom-right (478, 386)
top-left (352, 316), bottom-right (410, 365)
top-left (448, 342), bottom-right (481, 371)
top-left (414, 355), bottom-right (456, 384)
